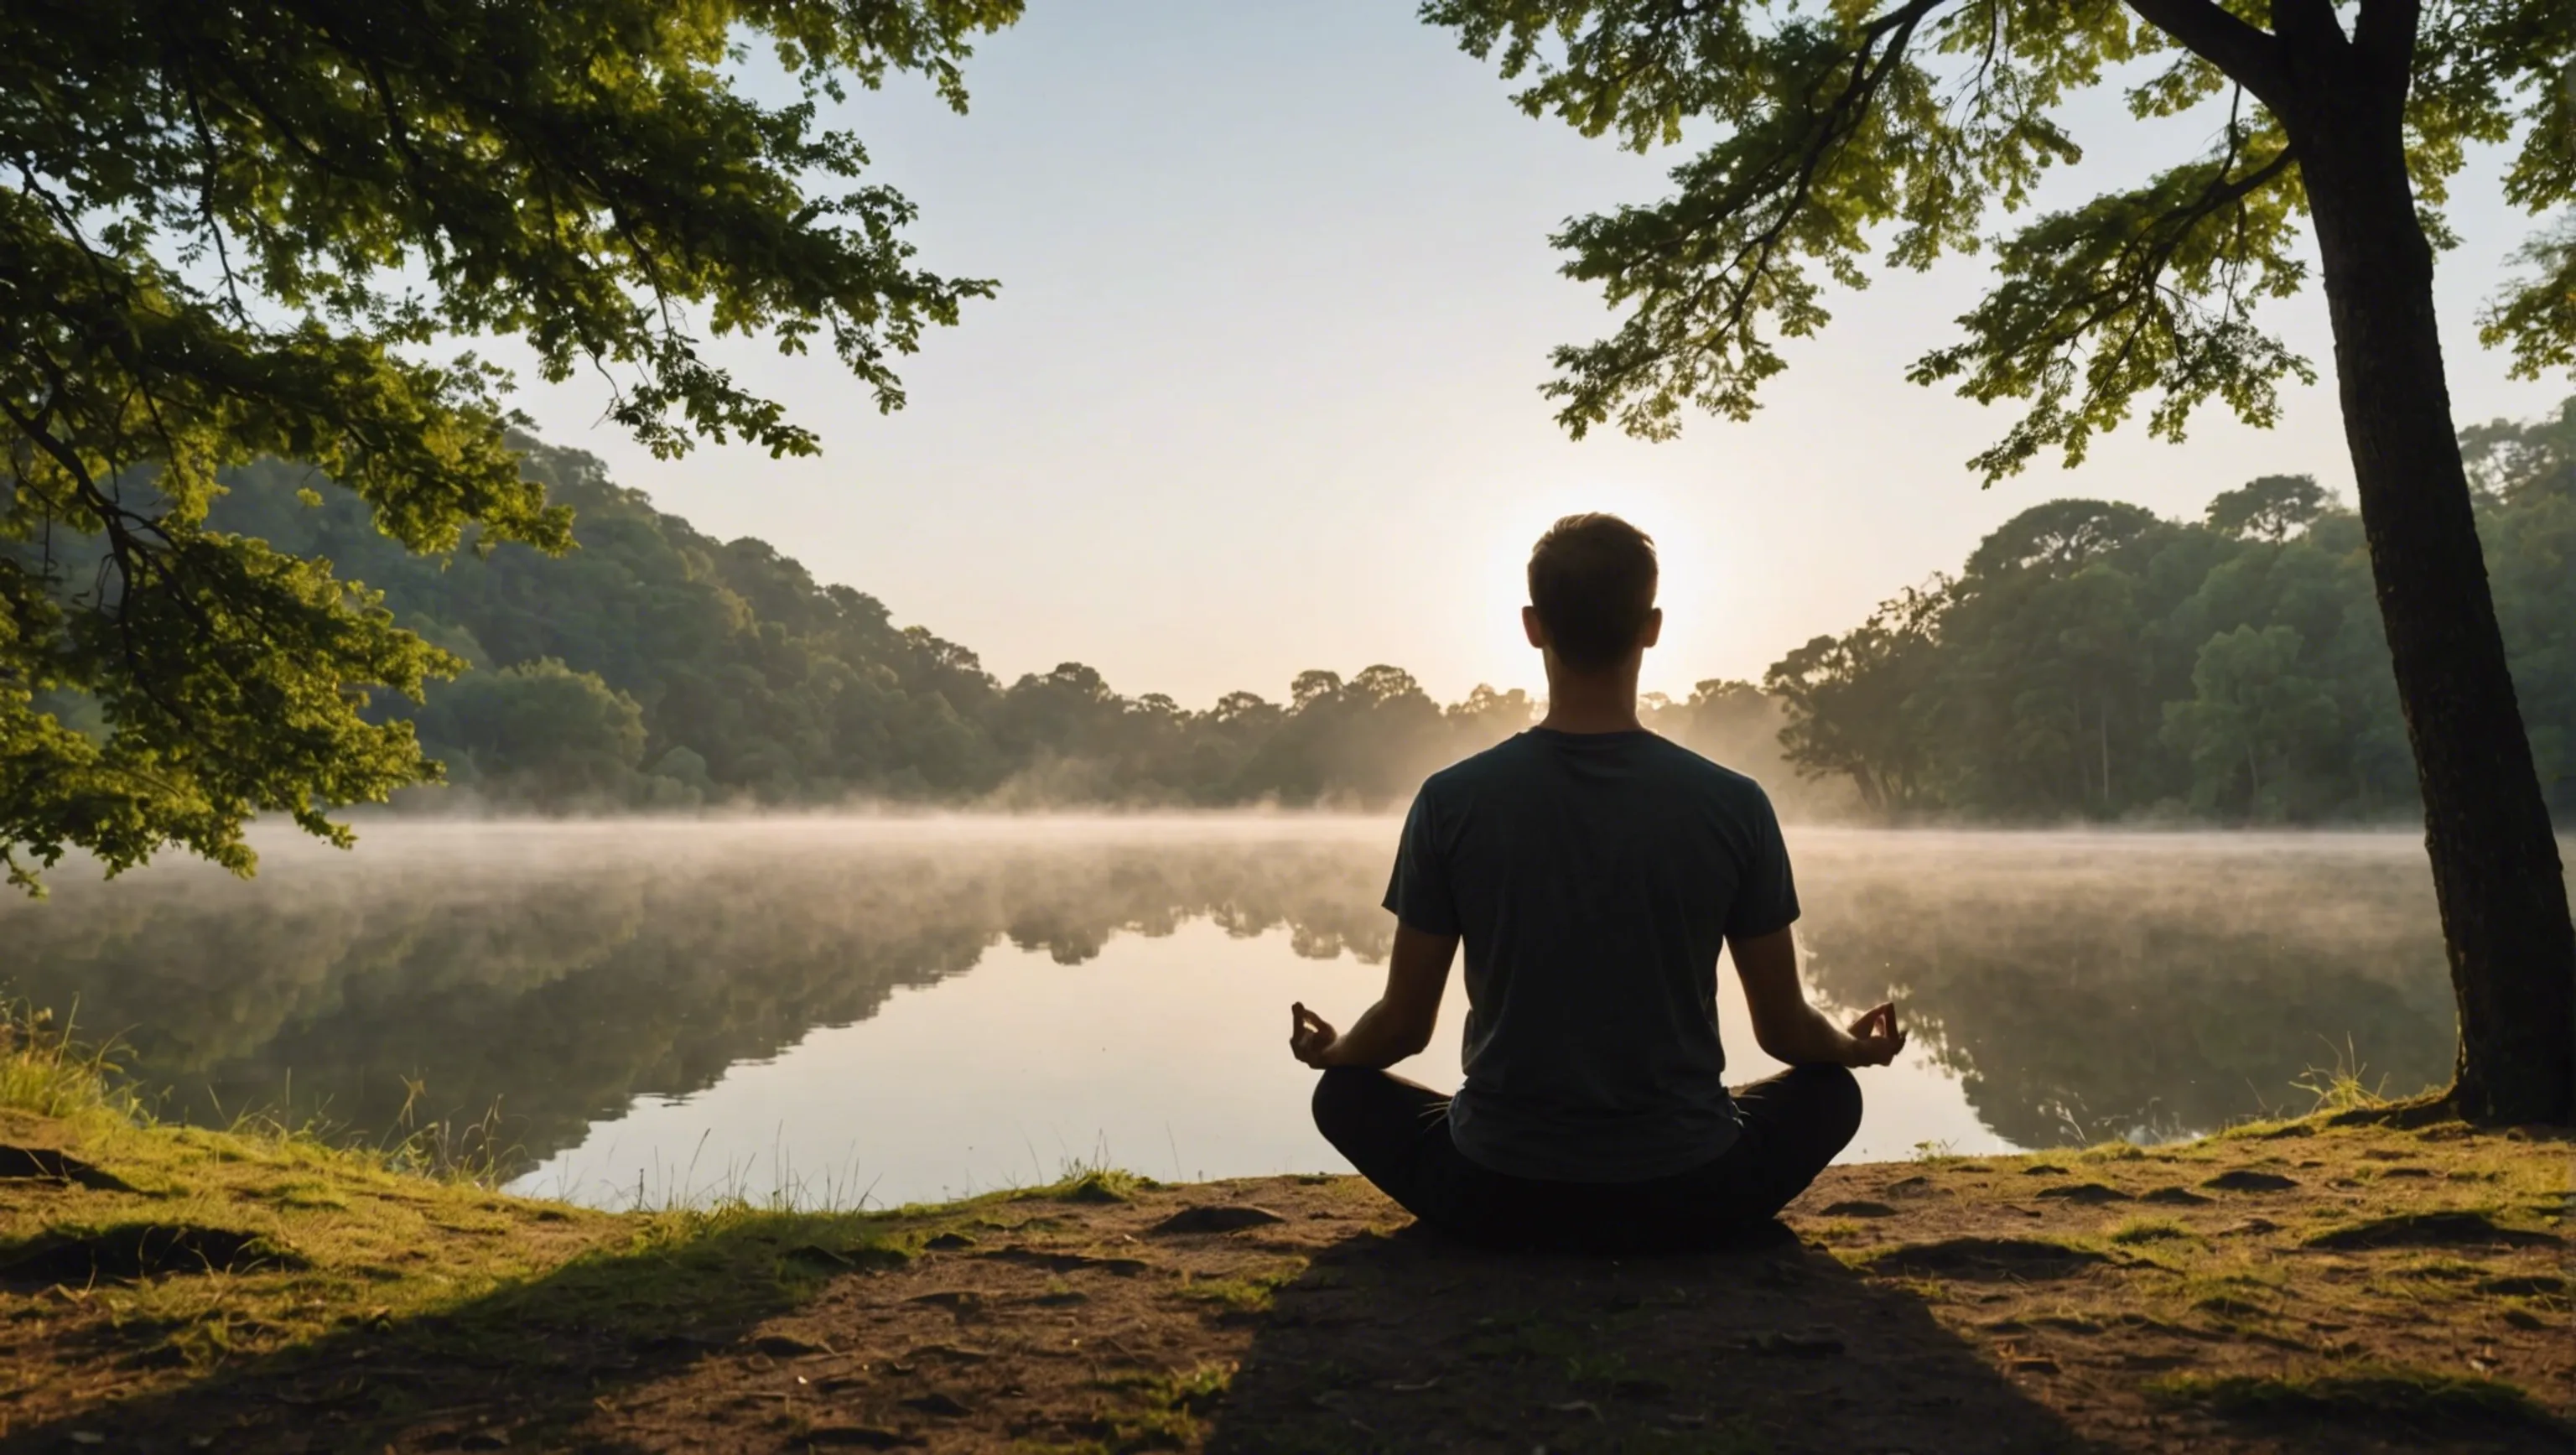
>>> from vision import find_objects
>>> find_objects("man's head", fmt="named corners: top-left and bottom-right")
top-left (1523, 513), bottom-right (1660, 675)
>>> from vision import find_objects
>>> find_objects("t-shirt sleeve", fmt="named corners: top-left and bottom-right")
top-left (1724, 787), bottom-right (1801, 939)
top-left (1380, 787), bottom-right (1461, 937)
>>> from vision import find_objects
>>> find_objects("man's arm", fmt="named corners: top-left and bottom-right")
top-left (1290, 922), bottom-right (1457, 1069)
top-left (1728, 926), bottom-right (1905, 1068)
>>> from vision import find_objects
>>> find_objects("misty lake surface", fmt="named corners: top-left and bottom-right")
top-left (2, 818), bottom-right (2489, 1209)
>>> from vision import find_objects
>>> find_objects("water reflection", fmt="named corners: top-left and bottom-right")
top-left (1789, 832), bottom-right (2465, 1147)
top-left (0, 820), bottom-right (2483, 1193)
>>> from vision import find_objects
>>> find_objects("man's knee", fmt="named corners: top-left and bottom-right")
top-left (1787, 1063), bottom-right (1864, 1147)
top-left (1310, 1066), bottom-right (1377, 1146)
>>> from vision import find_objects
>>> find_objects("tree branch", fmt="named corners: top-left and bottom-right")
top-left (2119, 0), bottom-right (2288, 103)
top-left (2349, 0), bottom-right (2421, 86)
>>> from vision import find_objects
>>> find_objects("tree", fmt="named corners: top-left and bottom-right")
top-left (2208, 474), bottom-right (2333, 541)
top-left (413, 657), bottom-right (647, 806)
top-left (2464, 399), bottom-right (2576, 818)
top-left (0, 0), bottom-right (1021, 890)
top-left (1765, 586), bottom-right (1945, 812)
top-left (2161, 624), bottom-right (2341, 817)
top-left (1961, 500), bottom-right (2161, 581)
top-left (1429, 0), bottom-right (2574, 1120)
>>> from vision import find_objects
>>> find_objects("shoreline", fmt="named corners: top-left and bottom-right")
top-left (0, 1066), bottom-right (2563, 1453)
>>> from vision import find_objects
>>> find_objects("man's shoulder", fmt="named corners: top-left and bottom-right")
top-left (1418, 731), bottom-right (1774, 804)
top-left (1643, 735), bottom-right (1773, 801)
top-left (1426, 731), bottom-right (1535, 777)
top-left (1417, 730), bottom-right (1555, 798)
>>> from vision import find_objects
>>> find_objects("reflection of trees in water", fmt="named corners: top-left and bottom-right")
top-left (0, 827), bottom-right (1391, 1171)
top-left (0, 825), bottom-right (2483, 1168)
top-left (1792, 834), bottom-right (2470, 1147)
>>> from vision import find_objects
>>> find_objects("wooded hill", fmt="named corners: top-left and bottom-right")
top-left (185, 399), bottom-right (2573, 823)
top-left (195, 438), bottom-right (1794, 813)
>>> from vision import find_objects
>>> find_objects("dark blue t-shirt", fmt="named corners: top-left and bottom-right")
top-left (1383, 729), bottom-right (1800, 1182)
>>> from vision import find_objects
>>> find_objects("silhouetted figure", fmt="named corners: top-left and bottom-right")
top-left (1290, 513), bottom-right (1904, 1252)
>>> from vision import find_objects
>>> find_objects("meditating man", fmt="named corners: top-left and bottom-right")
top-left (1289, 512), bottom-right (1904, 1251)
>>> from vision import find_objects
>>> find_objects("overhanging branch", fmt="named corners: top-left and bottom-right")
top-left (2120, 0), bottom-right (2288, 103)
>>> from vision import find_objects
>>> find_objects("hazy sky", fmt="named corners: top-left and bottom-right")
top-left (503, 1), bottom-right (2568, 708)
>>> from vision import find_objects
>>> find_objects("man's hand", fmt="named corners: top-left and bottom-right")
top-left (1290, 1001), bottom-right (1341, 1068)
top-left (1843, 1002), bottom-right (1906, 1067)
top-left (1734, 926), bottom-right (1914, 1071)
top-left (1285, 926), bottom-right (1456, 1072)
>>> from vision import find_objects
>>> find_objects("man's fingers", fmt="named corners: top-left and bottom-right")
top-left (1286, 1001), bottom-right (1338, 1068)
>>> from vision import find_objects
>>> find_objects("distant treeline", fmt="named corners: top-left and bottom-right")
top-left (1767, 398), bottom-right (2573, 823)
top-left (196, 440), bottom-right (1805, 813)
top-left (139, 398), bottom-right (2574, 824)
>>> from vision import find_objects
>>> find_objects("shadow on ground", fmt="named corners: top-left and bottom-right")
top-left (7, 1154), bottom-right (2562, 1453)
top-left (0, 1213), bottom-right (870, 1453)
top-left (1202, 1223), bottom-right (2094, 1455)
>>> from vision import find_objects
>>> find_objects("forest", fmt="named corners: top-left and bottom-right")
top-left (1768, 397), bottom-right (2575, 823)
top-left (78, 396), bottom-right (2565, 825)
top-left (158, 438), bottom-right (1802, 814)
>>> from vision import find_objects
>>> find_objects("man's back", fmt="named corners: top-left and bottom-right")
top-left (1384, 727), bottom-right (1799, 1182)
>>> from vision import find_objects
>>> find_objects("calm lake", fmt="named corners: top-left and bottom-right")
top-left (1, 818), bottom-right (2487, 1209)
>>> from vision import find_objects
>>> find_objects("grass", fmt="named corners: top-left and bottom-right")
top-left (2075, 1141), bottom-right (2148, 1162)
top-left (3, 1003), bottom-right (2566, 1452)
top-left (1176, 1262), bottom-right (1304, 1313)
top-left (1072, 1363), bottom-right (1236, 1451)
top-left (2107, 1217), bottom-right (2195, 1246)
top-left (1041, 1165), bottom-right (1157, 1204)
top-left (0, 1004), bottom-right (144, 1125)
top-left (2288, 1040), bottom-right (2400, 1117)
top-left (0, 1000), bottom-right (517, 1188)
top-left (2151, 1367), bottom-right (2571, 1437)
top-left (0, 1003), bottom-right (1174, 1437)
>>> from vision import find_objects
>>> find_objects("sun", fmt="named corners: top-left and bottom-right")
top-left (1469, 479), bottom-right (1745, 699)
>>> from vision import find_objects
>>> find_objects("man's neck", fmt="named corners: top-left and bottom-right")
top-left (1535, 667), bottom-right (1644, 735)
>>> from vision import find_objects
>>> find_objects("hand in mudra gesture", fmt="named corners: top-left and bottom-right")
top-left (1289, 1001), bottom-right (1338, 1068)
top-left (1844, 1002), bottom-right (1906, 1067)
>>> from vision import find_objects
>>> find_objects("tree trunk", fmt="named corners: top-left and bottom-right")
top-left (2291, 68), bottom-right (2575, 1123)
top-left (2100, 694), bottom-right (2111, 807)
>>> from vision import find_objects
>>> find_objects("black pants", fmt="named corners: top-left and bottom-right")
top-left (1311, 1064), bottom-right (1862, 1254)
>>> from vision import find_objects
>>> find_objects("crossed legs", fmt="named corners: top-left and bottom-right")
top-left (1311, 1063), bottom-right (1862, 1252)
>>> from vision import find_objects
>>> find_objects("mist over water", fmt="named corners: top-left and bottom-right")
top-left (1, 818), bottom-right (2491, 1208)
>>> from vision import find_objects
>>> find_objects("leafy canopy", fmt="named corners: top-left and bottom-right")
top-left (1423, 0), bottom-right (2575, 475)
top-left (0, 0), bottom-right (1020, 889)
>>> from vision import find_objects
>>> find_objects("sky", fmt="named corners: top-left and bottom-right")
top-left (501, 0), bottom-right (2569, 709)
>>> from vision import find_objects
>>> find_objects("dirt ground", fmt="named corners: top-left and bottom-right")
top-left (0, 1113), bottom-right (2566, 1453)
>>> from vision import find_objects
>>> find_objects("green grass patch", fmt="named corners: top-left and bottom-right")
top-left (0, 1004), bottom-right (158, 1133)
top-left (2388, 1256), bottom-right (2484, 1282)
top-left (1076, 1361), bottom-right (1234, 1450)
top-left (2303, 1208), bottom-right (2556, 1251)
top-left (2150, 1367), bottom-right (2568, 1437)
top-left (1032, 1166), bottom-right (1156, 1204)
top-left (1176, 1263), bottom-right (1301, 1313)
top-left (2078, 1141), bottom-right (2147, 1162)
top-left (2107, 1217), bottom-right (2194, 1245)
